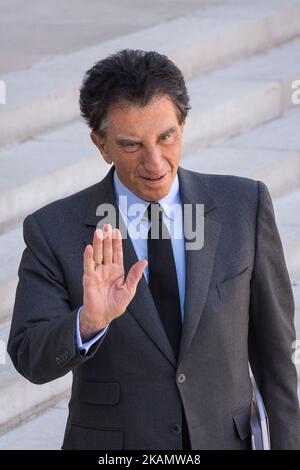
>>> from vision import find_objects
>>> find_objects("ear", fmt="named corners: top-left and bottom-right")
top-left (90, 131), bottom-right (112, 164)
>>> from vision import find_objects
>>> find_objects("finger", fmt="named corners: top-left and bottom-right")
top-left (83, 244), bottom-right (95, 275)
top-left (125, 260), bottom-right (148, 294)
top-left (112, 228), bottom-right (123, 265)
top-left (103, 223), bottom-right (113, 264)
top-left (93, 228), bottom-right (103, 264)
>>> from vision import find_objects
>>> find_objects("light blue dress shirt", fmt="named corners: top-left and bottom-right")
top-left (76, 169), bottom-right (185, 354)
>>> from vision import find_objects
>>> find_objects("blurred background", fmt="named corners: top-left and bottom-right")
top-left (0, 0), bottom-right (300, 449)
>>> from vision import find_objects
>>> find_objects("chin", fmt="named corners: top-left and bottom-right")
top-left (144, 187), bottom-right (169, 201)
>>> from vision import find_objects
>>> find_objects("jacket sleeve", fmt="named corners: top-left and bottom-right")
top-left (7, 213), bottom-right (108, 384)
top-left (248, 180), bottom-right (300, 449)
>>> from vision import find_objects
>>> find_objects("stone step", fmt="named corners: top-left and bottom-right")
top-left (0, 322), bottom-right (71, 433)
top-left (290, 279), bottom-right (300, 381)
top-left (2, 36), bottom-right (300, 232)
top-left (0, 0), bottom-right (229, 75)
top-left (0, 397), bottom-right (69, 449)
top-left (293, 279), bottom-right (300, 374)
top-left (182, 107), bottom-right (300, 199)
top-left (0, 126), bottom-right (110, 232)
top-left (184, 37), bottom-right (300, 149)
top-left (184, 147), bottom-right (300, 199)
top-left (1, 0), bottom-right (300, 147)
top-left (0, 225), bottom-right (23, 325)
top-left (272, 189), bottom-right (300, 280)
top-left (217, 105), bottom-right (300, 153)
top-left (0, 398), bottom-right (69, 450)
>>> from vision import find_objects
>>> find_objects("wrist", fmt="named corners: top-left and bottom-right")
top-left (80, 306), bottom-right (109, 341)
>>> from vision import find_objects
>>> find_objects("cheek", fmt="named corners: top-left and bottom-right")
top-left (116, 160), bottom-right (140, 182)
top-left (165, 142), bottom-right (181, 159)
top-left (166, 154), bottom-right (180, 170)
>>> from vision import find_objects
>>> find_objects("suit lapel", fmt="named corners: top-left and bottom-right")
top-left (83, 165), bottom-right (177, 367)
top-left (177, 167), bottom-right (221, 366)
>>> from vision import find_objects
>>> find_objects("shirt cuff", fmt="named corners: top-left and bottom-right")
top-left (76, 306), bottom-right (109, 355)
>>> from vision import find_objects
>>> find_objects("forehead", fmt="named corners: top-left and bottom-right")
top-left (105, 95), bottom-right (179, 137)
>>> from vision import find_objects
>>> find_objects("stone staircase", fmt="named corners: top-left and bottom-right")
top-left (0, 0), bottom-right (299, 448)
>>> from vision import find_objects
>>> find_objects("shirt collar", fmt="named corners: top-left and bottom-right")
top-left (113, 169), bottom-right (181, 227)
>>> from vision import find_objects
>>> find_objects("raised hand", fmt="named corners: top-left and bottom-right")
top-left (80, 223), bottom-right (147, 341)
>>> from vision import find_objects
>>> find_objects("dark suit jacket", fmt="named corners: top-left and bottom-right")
top-left (8, 165), bottom-right (300, 450)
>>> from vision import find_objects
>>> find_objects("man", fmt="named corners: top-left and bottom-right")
top-left (8, 49), bottom-right (300, 450)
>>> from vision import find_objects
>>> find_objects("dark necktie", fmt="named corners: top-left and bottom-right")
top-left (147, 202), bottom-right (182, 360)
top-left (146, 202), bottom-right (191, 450)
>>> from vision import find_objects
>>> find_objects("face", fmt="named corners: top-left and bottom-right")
top-left (91, 95), bottom-right (185, 201)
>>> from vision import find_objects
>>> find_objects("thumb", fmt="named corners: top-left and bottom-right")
top-left (125, 260), bottom-right (148, 294)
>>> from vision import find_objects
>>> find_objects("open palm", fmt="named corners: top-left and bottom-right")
top-left (81, 224), bottom-right (147, 339)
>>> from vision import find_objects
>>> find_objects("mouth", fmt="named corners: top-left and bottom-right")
top-left (141, 173), bottom-right (167, 182)
top-left (140, 173), bottom-right (168, 187)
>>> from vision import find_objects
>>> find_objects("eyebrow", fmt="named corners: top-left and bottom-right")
top-left (115, 126), bottom-right (177, 146)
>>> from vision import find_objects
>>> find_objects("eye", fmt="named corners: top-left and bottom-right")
top-left (161, 133), bottom-right (176, 144)
top-left (124, 142), bottom-right (139, 152)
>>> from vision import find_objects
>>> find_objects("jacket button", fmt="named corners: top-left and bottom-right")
top-left (56, 350), bottom-right (69, 366)
top-left (62, 350), bottom-right (69, 360)
top-left (177, 373), bottom-right (186, 384)
top-left (171, 424), bottom-right (182, 434)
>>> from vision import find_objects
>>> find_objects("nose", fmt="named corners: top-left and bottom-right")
top-left (142, 144), bottom-right (164, 175)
